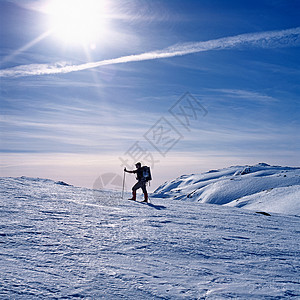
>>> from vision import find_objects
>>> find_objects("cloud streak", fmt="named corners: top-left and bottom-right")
top-left (1, 27), bottom-right (300, 78)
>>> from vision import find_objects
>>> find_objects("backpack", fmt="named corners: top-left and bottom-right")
top-left (142, 166), bottom-right (152, 182)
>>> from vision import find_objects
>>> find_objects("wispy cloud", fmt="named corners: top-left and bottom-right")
top-left (1, 27), bottom-right (300, 78)
top-left (207, 89), bottom-right (278, 103)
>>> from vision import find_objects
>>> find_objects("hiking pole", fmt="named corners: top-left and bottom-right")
top-left (121, 169), bottom-right (126, 199)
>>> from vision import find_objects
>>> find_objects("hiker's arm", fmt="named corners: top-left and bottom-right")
top-left (124, 168), bottom-right (136, 174)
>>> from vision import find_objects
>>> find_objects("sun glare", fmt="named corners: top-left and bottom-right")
top-left (45, 0), bottom-right (110, 46)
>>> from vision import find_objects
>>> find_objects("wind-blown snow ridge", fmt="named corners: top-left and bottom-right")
top-left (153, 163), bottom-right (300, 215)
top-left (5, 176), bottom-right (72, 187)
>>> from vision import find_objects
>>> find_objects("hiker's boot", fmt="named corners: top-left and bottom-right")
top-left (128, 190), bottom-right (136, 201)
top-left (142, 192), bottom-right (148, 203)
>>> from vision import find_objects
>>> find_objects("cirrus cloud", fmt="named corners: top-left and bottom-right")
top-left (1, 27), bottom-right (300, 78)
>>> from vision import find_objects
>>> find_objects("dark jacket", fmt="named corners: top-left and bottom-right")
top-left (133, 167), bottom-right (144, 181)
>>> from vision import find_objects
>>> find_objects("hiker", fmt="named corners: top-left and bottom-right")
top-left (124, 162), bottom-right (148, 202)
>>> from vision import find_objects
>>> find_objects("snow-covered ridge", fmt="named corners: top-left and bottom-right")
top-left (153, 163), bottom-right (300, 215)
top-left (3, 176), bottom-right (72, 187)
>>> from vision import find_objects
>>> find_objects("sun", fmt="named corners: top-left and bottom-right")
top-left (45, 0), bottom-right (110, 46)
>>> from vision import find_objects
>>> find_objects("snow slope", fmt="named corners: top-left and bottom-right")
top-left (153, 163), bottom-right (300, 216)
top-left (1, 176), bottom-right (300, 299)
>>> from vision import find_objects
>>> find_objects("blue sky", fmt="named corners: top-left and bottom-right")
top-left (0, 0), bottom-right (300, 189)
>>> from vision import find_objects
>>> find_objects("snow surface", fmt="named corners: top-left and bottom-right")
top-left (153, 163), bottom-right (300, 216)
top-left (1, 175), bottom-right (300, 299)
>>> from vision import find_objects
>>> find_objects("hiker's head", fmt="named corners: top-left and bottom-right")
top-left (135, 162), bottom-right (141, 169)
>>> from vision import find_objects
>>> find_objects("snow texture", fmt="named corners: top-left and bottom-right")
top-left (153, 163), bottom-right (300, 216)
top-left (1, 174), bottom-right (300, 299)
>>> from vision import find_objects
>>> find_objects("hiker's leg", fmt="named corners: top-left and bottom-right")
top-left (142, 191), bottom-right (148, 202)
top-left (128, 190), bottom-right (136, 200)
top-left (129, 182), bottom-right (141, 200)
top-left (141, 182), bottom-right (148, 202)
